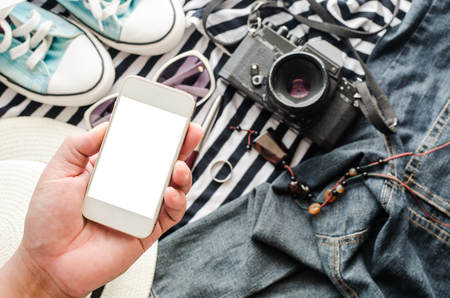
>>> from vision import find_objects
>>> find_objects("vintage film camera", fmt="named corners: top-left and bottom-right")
top-left (219, 23), bottom-right (360, 150)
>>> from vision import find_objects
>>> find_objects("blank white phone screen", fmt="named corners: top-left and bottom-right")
top-left (87, 96), bottom-right (187, 218)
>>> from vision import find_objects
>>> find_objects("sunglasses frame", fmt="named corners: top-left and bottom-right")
top-left (84, 50), bottom-right (216, 130)
top-left (84, 92), bottom-right (118, 130)
top-left (152, 50), bottom-right (216, 107)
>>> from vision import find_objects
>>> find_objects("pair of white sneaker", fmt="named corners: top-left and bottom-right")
top-left (0, 0), bottom-right (185, 106)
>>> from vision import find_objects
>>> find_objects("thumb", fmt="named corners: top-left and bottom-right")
top-left (46, 123), bottom-right (108, 178)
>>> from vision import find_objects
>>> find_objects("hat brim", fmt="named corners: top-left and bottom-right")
top-left (0, 116), bottom-right (85, 163)
top-left (0, 160), bottom-right (46, 267)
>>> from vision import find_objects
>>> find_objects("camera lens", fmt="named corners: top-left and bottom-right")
top-left (286, 74), bottom-right (311, 99)
top-left (267, 51), bottom-right (329, 115)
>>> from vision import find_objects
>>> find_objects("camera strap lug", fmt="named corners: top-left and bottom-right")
top-left (250, 1), bottom-right (264, 14)
top-left (247, 13), bottom-right (261, 35)
top-left (202, 0), bottom-right (290, 46)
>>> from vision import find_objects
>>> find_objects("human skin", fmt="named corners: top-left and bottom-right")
top-left (0, 122), bottom-right (203, 298)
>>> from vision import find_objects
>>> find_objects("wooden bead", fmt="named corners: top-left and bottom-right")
top-left (336, 184), bottom-right (345, 193)
top-left (324, 189), bottom-right (336, 203)
top-left (299, 183), bottom-right (310, 197)
top-left (348, 168), bottom-right (358, 176)
top-left (308, 202), bottom-right (321, 215)
top-left (289, 179), bottom-right (300, 194)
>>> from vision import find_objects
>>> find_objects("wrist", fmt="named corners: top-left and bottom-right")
top-left (0, 245), bottom-right (71, 298)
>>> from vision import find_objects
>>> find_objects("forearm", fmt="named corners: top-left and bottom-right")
top-left (0, 246), bottom-right (70, 298)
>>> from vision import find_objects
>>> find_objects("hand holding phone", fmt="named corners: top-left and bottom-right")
top-left (83, 76), bottom-right (198, 238)
top-left (1, 115), bottom-right (202, 298)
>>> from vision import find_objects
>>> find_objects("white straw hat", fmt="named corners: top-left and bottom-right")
top-left (0, 160), bottom-right (46, 266)
top-left (0, 117), bottom-right (157, 298)
top-left (0, 116), bottom-right (84, 163)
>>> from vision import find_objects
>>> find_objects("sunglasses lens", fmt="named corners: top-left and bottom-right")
top-left (90, 98), bottom-right (116, 128)
top-left (157, 55), bottom-right (211, 102)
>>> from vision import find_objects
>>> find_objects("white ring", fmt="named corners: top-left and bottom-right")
top-left (210, 159), bottom-right (233, 183)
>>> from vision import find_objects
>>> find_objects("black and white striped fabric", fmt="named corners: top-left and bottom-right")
top-left (0, 0), bottom-right (412, 235)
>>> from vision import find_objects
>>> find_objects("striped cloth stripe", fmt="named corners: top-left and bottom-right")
top-left (0, 0), bottom-right (411, 236)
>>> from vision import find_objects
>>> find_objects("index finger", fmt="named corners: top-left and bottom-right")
top-left (178, 123), bottom-right (203, 162)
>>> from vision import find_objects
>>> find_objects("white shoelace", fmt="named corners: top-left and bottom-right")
top-left (0, 1), bottom-right (53, 71)
top-left (79, 0), bottom-right (131, 32)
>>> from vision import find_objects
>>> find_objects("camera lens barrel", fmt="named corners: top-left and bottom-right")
top-left (267, 51), bottom-right (330, 117)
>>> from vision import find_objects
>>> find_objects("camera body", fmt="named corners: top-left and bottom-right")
top-left (219, 23), bottom-right (360, 150)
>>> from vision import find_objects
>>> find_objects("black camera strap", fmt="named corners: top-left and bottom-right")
top-left (292, 0), bottom-right (399, 135)
top-left (202, 0), bottom-right (399, 135)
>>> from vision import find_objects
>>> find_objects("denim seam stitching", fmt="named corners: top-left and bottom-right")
top-left (404, 99), bottom-right (450, 183)
top-left (407, 180), bottom-right (450, 216)
top-left (381, 179), bottom-right (388, 210)
top-left (334, 240), bottom-right (359, 298)
top-left (390, 134), bottom-right (398, 179)
top-left (410, 218), bottom-right (450, 246)
top-left (332, 242), bottom-right (352, 298)
top-left (409, 208), bottom-right (450, 241)
top-left (409, 98), bottom-right (450, 159)
top-left (403, 98), bottom-right (450, 174)
top-left (315, 229), bottom-right (369, 241)
top-left (317, 238), bottom-right (364, 246)
top-left (385, 135), bottom-right (399, 211)
top-left (409, 218), bottom-right (450, 247)
top-left (405, 112), bottom-right (450, 184)
top-left (411, 179), bottom-right (450, 208)
top-left (385, 181), bottom-right (396, 212)
top-left (381, 135), bottom-right (392, 209)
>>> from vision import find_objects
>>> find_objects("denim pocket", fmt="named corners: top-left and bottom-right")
top-left (315, 223), bottom-right (384, 298)
top-left (407, 208), bottom-right (450, 295)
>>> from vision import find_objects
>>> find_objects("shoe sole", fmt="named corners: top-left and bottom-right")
top-left (65, 0), bottom-right (185, 56)
top-left (0, 17), bottom-right (115, 107)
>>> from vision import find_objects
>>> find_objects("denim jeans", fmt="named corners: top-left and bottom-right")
top-left (152, 0), bottom-right (450, 296)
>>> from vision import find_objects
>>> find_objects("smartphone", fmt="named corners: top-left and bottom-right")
top-left (82, 76), bottom-right (195, 238)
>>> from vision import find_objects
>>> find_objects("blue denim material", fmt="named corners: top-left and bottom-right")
top-left (152, 0), bottom-right (450, 296)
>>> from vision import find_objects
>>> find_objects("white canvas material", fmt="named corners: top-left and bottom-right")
top-left (57, 0), bottom-right (186, 56)
top-left (0, 0), bottom-right (115, 106)
top-left (46, 34), bottom-right (104, 95)
top-left (0, 117), bottom-right (157, 298)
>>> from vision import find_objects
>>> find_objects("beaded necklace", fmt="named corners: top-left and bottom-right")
top-left (231, 125), bottom-right (450, 228)
top-left (284, 140), bottom-right (450, 228)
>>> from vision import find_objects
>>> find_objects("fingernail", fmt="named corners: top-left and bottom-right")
top-left (171, 187), bottom-right (180, 200)
top-left (185, 162), bottom-right (190, 179)
top-left (91, 122), bottom-right (108, 132)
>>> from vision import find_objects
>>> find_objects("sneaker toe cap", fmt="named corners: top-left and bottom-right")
top-left (119, 0), bottom-right (176, 44)
top-left (47, 35), bottom-right (104, 95)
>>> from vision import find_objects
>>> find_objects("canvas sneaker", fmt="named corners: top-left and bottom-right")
top-left (0, 0), bottom-right (114, 106)
top-left (56, 0), bottom-right (186, 56)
